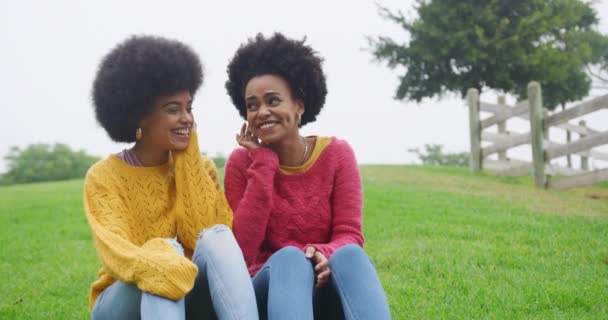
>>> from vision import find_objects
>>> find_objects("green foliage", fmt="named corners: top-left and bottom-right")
top-left (370, 0), bottom-right (608, 110)
top-left (0, 144), bottom-right (99, 185)
top-left (212, 153), bottom-right (226, 169)
top-left (409, 144), bottom-right (469, 167)
top-left (202, 152), bottom-right (227, 169)
top-left (587, 32), bottom-right (608, 87)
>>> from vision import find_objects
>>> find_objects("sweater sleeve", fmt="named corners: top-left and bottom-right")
top-left (224, 147), bottom-right (279, 267)
top-left (84, 172), bottom-right (198, 301)
top-left (306, 140), bottom-right (365, 258)
top-left (173, 131), bottom-right (233, 251)
top-left (201, 153), bottom-right (234, 228)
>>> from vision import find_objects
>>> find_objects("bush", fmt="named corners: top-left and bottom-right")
top-left (201, 152), bottom-right (226, 169)
top-left (211, 153), bottom-right (226, 169)
top-left (409, 144), bottom-right (469, 167)
top-left (0, 144), bottom-right (100, 185)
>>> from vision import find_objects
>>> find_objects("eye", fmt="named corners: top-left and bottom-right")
top-left (187, 107), bottom-right (193, 114)
top-left (166, 108), bottom-right (179, 114)
top-left (246, 103), bottom-right (259, 111)
top-left (269, 96), bottom-right (282, 106)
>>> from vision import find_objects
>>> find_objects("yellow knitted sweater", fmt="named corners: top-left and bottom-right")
top-left (83, 131), bottom-right (233, 309)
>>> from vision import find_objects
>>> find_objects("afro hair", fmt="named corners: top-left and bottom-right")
top-left (92, 35), bottom-right (203, 142)
top-left (225, 33), bottom-right (327, 126)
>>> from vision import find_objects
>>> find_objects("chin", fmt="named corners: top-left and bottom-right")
top-left (258, 133), bottom-right (282, 145)
top-left (171, 142), bottom-right (189, 151)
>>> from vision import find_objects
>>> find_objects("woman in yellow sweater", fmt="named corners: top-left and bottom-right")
top-left (85, 36), bottom-right (258, 319)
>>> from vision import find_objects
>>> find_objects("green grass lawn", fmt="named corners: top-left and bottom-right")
top-left (1, 165), bottom-right (607, 319)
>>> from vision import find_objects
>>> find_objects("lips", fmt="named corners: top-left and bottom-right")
top-left (258, 121), bottom-right (279, 129)
top-left (172, 127), bottom-right (190, 136)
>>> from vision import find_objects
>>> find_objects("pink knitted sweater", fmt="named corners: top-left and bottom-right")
top-left (224, 137), bottom-right (364, 276)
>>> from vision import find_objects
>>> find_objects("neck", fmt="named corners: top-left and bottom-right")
top-left (131, 141), bottom-right (170, 166)
top-left (270, 133), bottom-right (307, 167)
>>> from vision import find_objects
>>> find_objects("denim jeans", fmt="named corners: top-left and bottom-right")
top-left (91, 224), bottom-right (258, 320)
top-left (252, 244), bottom-right (391, 320)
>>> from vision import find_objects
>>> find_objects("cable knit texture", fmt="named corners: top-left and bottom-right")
top-left (84, 131), bottom-right (232, 309)
top-left (224, 137), bottom-right (364, 276)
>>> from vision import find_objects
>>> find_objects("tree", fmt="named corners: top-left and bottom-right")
top-left (585, 32), bottom-right (608, 90)
top-left (0, 143), bottom-right (100, 185)
top-left (370, 0), bottom-right (607, 110)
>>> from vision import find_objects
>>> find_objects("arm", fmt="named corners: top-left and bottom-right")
top-left (224, 147), bottom-right (278, 266)
top-left (306, 141), bottom-right (365, 258)
top-left (173, 131), bottom-right (233, 250)
top-left (201, 154), bottom-right (233, 228)
top-left (84, 174), bottom-right (198, 301)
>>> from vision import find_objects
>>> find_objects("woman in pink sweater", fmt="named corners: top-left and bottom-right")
top-left (224, 33), bottom-right (391, 320)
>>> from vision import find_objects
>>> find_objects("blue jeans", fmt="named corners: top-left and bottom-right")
top-left (252, 244), bottom-right (391, 320)
top-left (91, 225), bottom-right (258, 320)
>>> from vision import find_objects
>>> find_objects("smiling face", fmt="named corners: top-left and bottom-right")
top-left (138, 90), bottom-right (194, 152)
top-left (244, 74), bottom-right (303, 145)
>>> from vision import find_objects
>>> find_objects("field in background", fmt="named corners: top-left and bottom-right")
top-left (1, 166), bottom-right (607, 319)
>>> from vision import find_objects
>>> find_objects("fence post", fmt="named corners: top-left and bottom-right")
top-left (497, 95), bottom-right (507, 161)
top-left (566, 128), bottom-right (572, 168)
top-left (528, 82), bottom-right (547, 188)
top-left (579, 120), bottom-right (589, 170)
top-left (467, 88), bottom-right (482, 173)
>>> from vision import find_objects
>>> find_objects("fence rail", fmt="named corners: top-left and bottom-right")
top-left (467, 82), bottom-right (608, 189)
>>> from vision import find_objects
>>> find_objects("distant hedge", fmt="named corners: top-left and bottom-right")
top-left (0, 144), bottom-right (100, 185)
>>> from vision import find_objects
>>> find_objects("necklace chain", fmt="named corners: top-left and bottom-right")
top-left (300, 137), bottom-right (308, 165)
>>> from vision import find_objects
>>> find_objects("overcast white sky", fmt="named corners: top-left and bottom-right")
top-left (1, 0), bottom-right (607, 173)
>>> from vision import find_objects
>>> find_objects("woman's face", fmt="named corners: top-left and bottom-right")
top-left (244, 74), bottom-right (303, 145)
top-left (138, 90), bottom-right (194, 151)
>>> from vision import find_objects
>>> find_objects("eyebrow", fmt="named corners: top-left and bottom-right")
top-left (245, 91), bottom-right (280, 101)
top-left (162, 100), bottom-right (192, 108)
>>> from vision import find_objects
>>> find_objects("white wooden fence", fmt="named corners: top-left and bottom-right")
top-left (467, 82), bottom-right (608, 189)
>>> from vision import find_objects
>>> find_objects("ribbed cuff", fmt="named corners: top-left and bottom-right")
top-left (248, 147), bottom-right (279, 166)
top-left (305, 243), bottom-right (334, 259)
top-left (135, 240), bottom-right (199, 300)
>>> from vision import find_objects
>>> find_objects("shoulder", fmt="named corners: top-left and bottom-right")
top-left (85, 156), bottom-right (115, 181)
top-left (329, 137), bottom-right (353, 150)
top-left (228, 147), bottom-right (249, 160)
top-left (326, 137), bottom-right (357, 160)
top-left (226, 147), bottom-right (250, 168)
top-left (84, 156), bottom-right (122, 193)
top-left (225, 148), bottom-right (252, 178)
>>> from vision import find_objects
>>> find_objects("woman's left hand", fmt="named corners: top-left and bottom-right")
top-left (305, 246), bottom-right (331, 288)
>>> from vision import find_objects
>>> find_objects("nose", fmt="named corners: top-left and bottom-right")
top-left (180, 109), bottom-right (194, 125)
top-left (258, 104), bottom-right (271, 117)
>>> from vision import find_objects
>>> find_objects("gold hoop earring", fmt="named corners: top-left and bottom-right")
top-left (135, 128), bottom-right (142, 141)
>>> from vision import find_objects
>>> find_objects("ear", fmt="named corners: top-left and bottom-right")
top-left (137, 115), bottom-right (149, 129)
top-left (295, 99), bottom-right (305, 117)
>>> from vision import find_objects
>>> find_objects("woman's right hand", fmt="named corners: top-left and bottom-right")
top-left (236, 123), bottom-right (262, 150)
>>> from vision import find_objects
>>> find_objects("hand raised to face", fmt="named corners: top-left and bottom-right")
top-left (235, 123), bottom-right (262, 150)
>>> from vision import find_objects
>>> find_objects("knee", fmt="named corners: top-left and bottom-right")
top-left (269, 246), bottom-right (313, 276)
top-left (196, 224), bottom-right (233, 248)
top-left (272, 246), bottom-right (307, 262)
top-left (329, 244), bottom-right (367, 268)
top-left (193, 224), bottom-right (240, 264)
top-left (197, 224), bottom-right (231, 241)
